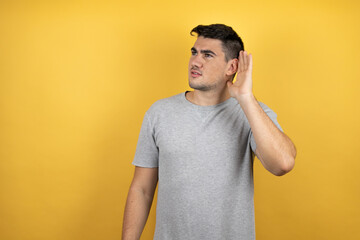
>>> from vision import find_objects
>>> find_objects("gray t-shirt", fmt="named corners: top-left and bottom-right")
top-left (132, 91), bottom-right (283, 240)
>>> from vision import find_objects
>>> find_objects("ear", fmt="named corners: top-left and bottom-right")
top-left (225, 58), bottom-right (238, 76)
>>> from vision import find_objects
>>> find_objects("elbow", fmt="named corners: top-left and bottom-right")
top-left (273, 164), bottom-right (293, 176)
top-left (259, 142), bottom-right (297, 176)
top-left (273, 154), bottom-right (296, 177)
top-left (272, 133), bottom-right (297, 176)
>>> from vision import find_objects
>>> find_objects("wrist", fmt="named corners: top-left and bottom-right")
top-left (235, 93), bottom-right (256, 105)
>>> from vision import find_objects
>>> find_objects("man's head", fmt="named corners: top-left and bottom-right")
top-left (190, 24), bottom-right (244, 62)
top-left (188, 24), bottom-right (244, 91)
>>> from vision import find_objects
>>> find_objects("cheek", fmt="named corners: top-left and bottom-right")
top-left (210, 65), bottom-right (224, 75)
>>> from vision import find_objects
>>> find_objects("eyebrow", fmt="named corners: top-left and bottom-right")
top-left (191, 47), bottom-right (217, 56)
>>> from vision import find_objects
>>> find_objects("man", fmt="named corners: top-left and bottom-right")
top-left (122, 24), bottom-right (296, 240)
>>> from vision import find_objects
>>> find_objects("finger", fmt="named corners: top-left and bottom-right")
top-left (248, 53), bottom-right (253, 71)
top-left (243, 51), bottom-right (248, 69)
top-left (238, 51), bottom-right (242, 70)
top-left (242, 51), bottom-right (246, 72)
top-left (239, 51), bottom-right (244, 72)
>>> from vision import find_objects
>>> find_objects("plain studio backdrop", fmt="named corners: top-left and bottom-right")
top-left (0, 0), bottom-right (359, 239)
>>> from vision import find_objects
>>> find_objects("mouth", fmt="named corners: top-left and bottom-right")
top-left (190, 70), bottom-right (202, 78)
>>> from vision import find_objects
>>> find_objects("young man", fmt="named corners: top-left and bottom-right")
top-left (122, 24), bottom-right (296, 240)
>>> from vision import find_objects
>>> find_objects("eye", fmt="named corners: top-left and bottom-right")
top-left (191, 50), bottom-right (197, 55)
top-left (204, 53), bottom-right (213, 58)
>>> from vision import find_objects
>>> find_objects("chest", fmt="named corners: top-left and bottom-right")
top-left (153, 108), bottom-right (251, 164)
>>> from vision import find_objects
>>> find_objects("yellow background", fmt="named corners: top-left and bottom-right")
top-left (1, 0), bottom-right (359, 239)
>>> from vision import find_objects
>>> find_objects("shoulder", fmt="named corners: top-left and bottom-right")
top-left (146, 92), bottom-right (184, 117)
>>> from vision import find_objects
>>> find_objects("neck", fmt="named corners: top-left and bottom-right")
top-left (186, 87), bottom-right (231, 106)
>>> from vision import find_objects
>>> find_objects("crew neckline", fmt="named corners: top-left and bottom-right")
top-left (181, 91), bottom-right (235, 111)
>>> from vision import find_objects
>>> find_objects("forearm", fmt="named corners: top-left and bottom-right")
top-left (122, 187), bottom-right (155, 240)
top-left (237, 94), bottom-right (296, 176)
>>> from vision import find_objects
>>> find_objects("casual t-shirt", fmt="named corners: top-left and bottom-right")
top-left (132, 91), bottom-right (283, 240)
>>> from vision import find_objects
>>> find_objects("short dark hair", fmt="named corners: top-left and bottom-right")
top-left (190, 24), bottom-right (244, 62)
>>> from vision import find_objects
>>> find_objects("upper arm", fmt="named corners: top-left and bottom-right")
top-left (132, 112), bottom-right (159, 168)
top-left (130, 166), bottom-right (158, 198)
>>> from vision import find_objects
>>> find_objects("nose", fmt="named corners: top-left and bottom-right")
top-left (190, 54), bottom-right (203, 69)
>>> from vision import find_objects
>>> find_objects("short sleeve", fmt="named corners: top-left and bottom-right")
top-left (132, 111), bottom-right (159, 168)
top-left (250, 102), bottom-right (284, 153)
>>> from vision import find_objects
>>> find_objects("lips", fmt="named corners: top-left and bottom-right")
top-left (190, 70), bottom-right (202, 78)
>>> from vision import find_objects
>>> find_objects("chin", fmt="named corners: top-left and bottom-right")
top-left (189, 83), bottom-right (212, 91)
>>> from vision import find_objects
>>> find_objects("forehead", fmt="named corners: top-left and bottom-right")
top-left (193, 36), bottom-right (224, 55)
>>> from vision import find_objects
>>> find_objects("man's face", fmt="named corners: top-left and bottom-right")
top-left (188, 36), bottom-right (229, 91)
